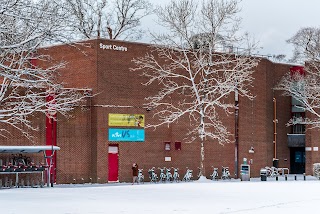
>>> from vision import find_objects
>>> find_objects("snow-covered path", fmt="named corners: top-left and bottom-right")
top-left (1, 177), bottom-right (320, 214)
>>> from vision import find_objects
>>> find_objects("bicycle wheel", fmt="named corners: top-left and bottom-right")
top-left (182, 175), bottom-right (187, 182)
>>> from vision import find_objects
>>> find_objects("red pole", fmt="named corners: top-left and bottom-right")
top-left (46, 95), bottom-right (57, 183)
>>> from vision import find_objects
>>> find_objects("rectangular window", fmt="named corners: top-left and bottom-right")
top-left (292, 124), bottom-right (305, 134)
top-left (175, 142), bottom-right (181, 150)
top-left (291, 112), bottom-right (306, 134)
top-left (164, 142), bottom-right (171, 151)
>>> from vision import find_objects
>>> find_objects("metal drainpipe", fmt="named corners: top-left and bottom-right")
top-left (235, 87), bottom-right (239, 179)
top-left (273, 98), bottom-right (277, 160)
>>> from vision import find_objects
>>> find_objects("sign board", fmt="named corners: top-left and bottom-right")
top-left (108, 114), bottom-right (145, 127)
top-left (108, 128), bottom-right (145, 142)
top-left (165, 157), bottom-right (172, 162)
top-left (100, 43), bottom-right (128, 52)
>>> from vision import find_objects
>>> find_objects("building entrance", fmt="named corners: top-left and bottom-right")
top-left (290, 147), bottom-right (305, 174)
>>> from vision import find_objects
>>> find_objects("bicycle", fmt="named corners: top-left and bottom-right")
top-left (265, 166), bottom-right (279, 177)
top-left (172, 167), bottom-right (180, 182)
top-left (137, 169), bottom-right (144, 184)
top-left (210, 166), bottom-right (219, 180)
top-left (313, 164), bottom-right (320, 179)
top-left (165, 167), bottom-right (173, 182)
top-left (148, 167), bottom-right (158, 183)
top-left (158, 167), bottom-right (166, 183)
top-left (221, 166), bottom-right (231, 180)
top-left (182, 167), bottom-right (193, 182)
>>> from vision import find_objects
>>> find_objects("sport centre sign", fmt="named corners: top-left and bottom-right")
top-left (99, 43), bottom-right (128, 52)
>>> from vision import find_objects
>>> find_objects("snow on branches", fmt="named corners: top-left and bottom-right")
top-left (133, 0), bottom-right (259, 145)
top-left (276, 71), bottom-right (320, 128)
top-left (276, 27), bottom-right (320, 128)
top-left (132, 0), bottom-right (259, 176)
top-left (0, 0), bottom-right (91, 140)
top-left (64, 0), bottom-right (152, 40)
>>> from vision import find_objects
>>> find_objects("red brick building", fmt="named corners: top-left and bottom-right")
top-left (1, 39), bottom-right (319, 184)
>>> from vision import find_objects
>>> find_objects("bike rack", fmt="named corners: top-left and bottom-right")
top-left (0, 145), bottom-right (60, 188)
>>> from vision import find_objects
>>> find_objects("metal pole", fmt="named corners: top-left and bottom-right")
top-left (51, 117), bottom-right (54, 185)
top-left (273, 98), bottom-right (277, 159)
top-left (51, 117), bottom-right (54, 154)
top-left (16, 172), bottom-right (19, 187)
top-left (235, 87), bottom-right (239, 179)
top-left (41, 171), bottom-right (44, 187)
top-left (46, 156), bottom-right (53, 187)
top-left (47, 157), bottom-right (50, 187)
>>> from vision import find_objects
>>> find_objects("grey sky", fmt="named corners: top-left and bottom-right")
top-left (142, 0), bottom-right (319, 59)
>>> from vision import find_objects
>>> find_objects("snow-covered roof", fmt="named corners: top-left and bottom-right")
top-left (0, 146), bottom-right (60, 153)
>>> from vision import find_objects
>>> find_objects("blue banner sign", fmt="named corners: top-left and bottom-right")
top-left (108, 128), bottom-right (145, 142)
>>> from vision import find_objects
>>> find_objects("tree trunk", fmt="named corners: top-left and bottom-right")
top-left (200, 139), bottom-right (205, 177)
top-left (200, 107), bottom-right (205, 177)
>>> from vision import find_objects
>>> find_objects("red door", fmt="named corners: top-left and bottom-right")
top-left (108, 145), bottom-right (119, 182)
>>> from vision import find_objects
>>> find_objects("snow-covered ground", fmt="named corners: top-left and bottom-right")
top-left (1, 175), bottom-right (320, 214)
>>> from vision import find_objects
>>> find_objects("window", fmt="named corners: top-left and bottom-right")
top-left (175, 142), bottom-right (181, 150)
top-left (292, 112), bottom-right (305, 118)
top-left (292, 124), bottom-right (305, 134)
top-left (291, 112), bottom-right (306, 134)
top-left (164, 142), bottom-right (171, 151)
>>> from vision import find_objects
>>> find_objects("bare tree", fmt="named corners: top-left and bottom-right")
top-left (132, 0), bottom-right (259, 176)
top-left (0, 0), bottom-right (91, 140)
top-left (276, 27), bottom-right (320, 128)
top-left (287, 27), bottom-right (320, 67)
top-left (65, 0), bottom-right (152, 40)
top-left (276, 72), bottom-right (320, 127)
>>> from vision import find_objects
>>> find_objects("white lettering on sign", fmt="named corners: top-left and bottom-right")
top-left (111, 132), bottom-right (121, 138)
top-left (99, 43), bottom-right (128, 52)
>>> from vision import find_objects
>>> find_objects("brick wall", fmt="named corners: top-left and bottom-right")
top-left (1, 39), bottom-right (307, 184)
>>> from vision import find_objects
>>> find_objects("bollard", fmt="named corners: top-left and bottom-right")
top-left (303, 173), bottom-right (306, 181)
top-left (285, 175), bottom-right (287, 181)
top-left (294, 174), bottom-right (297, 181)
